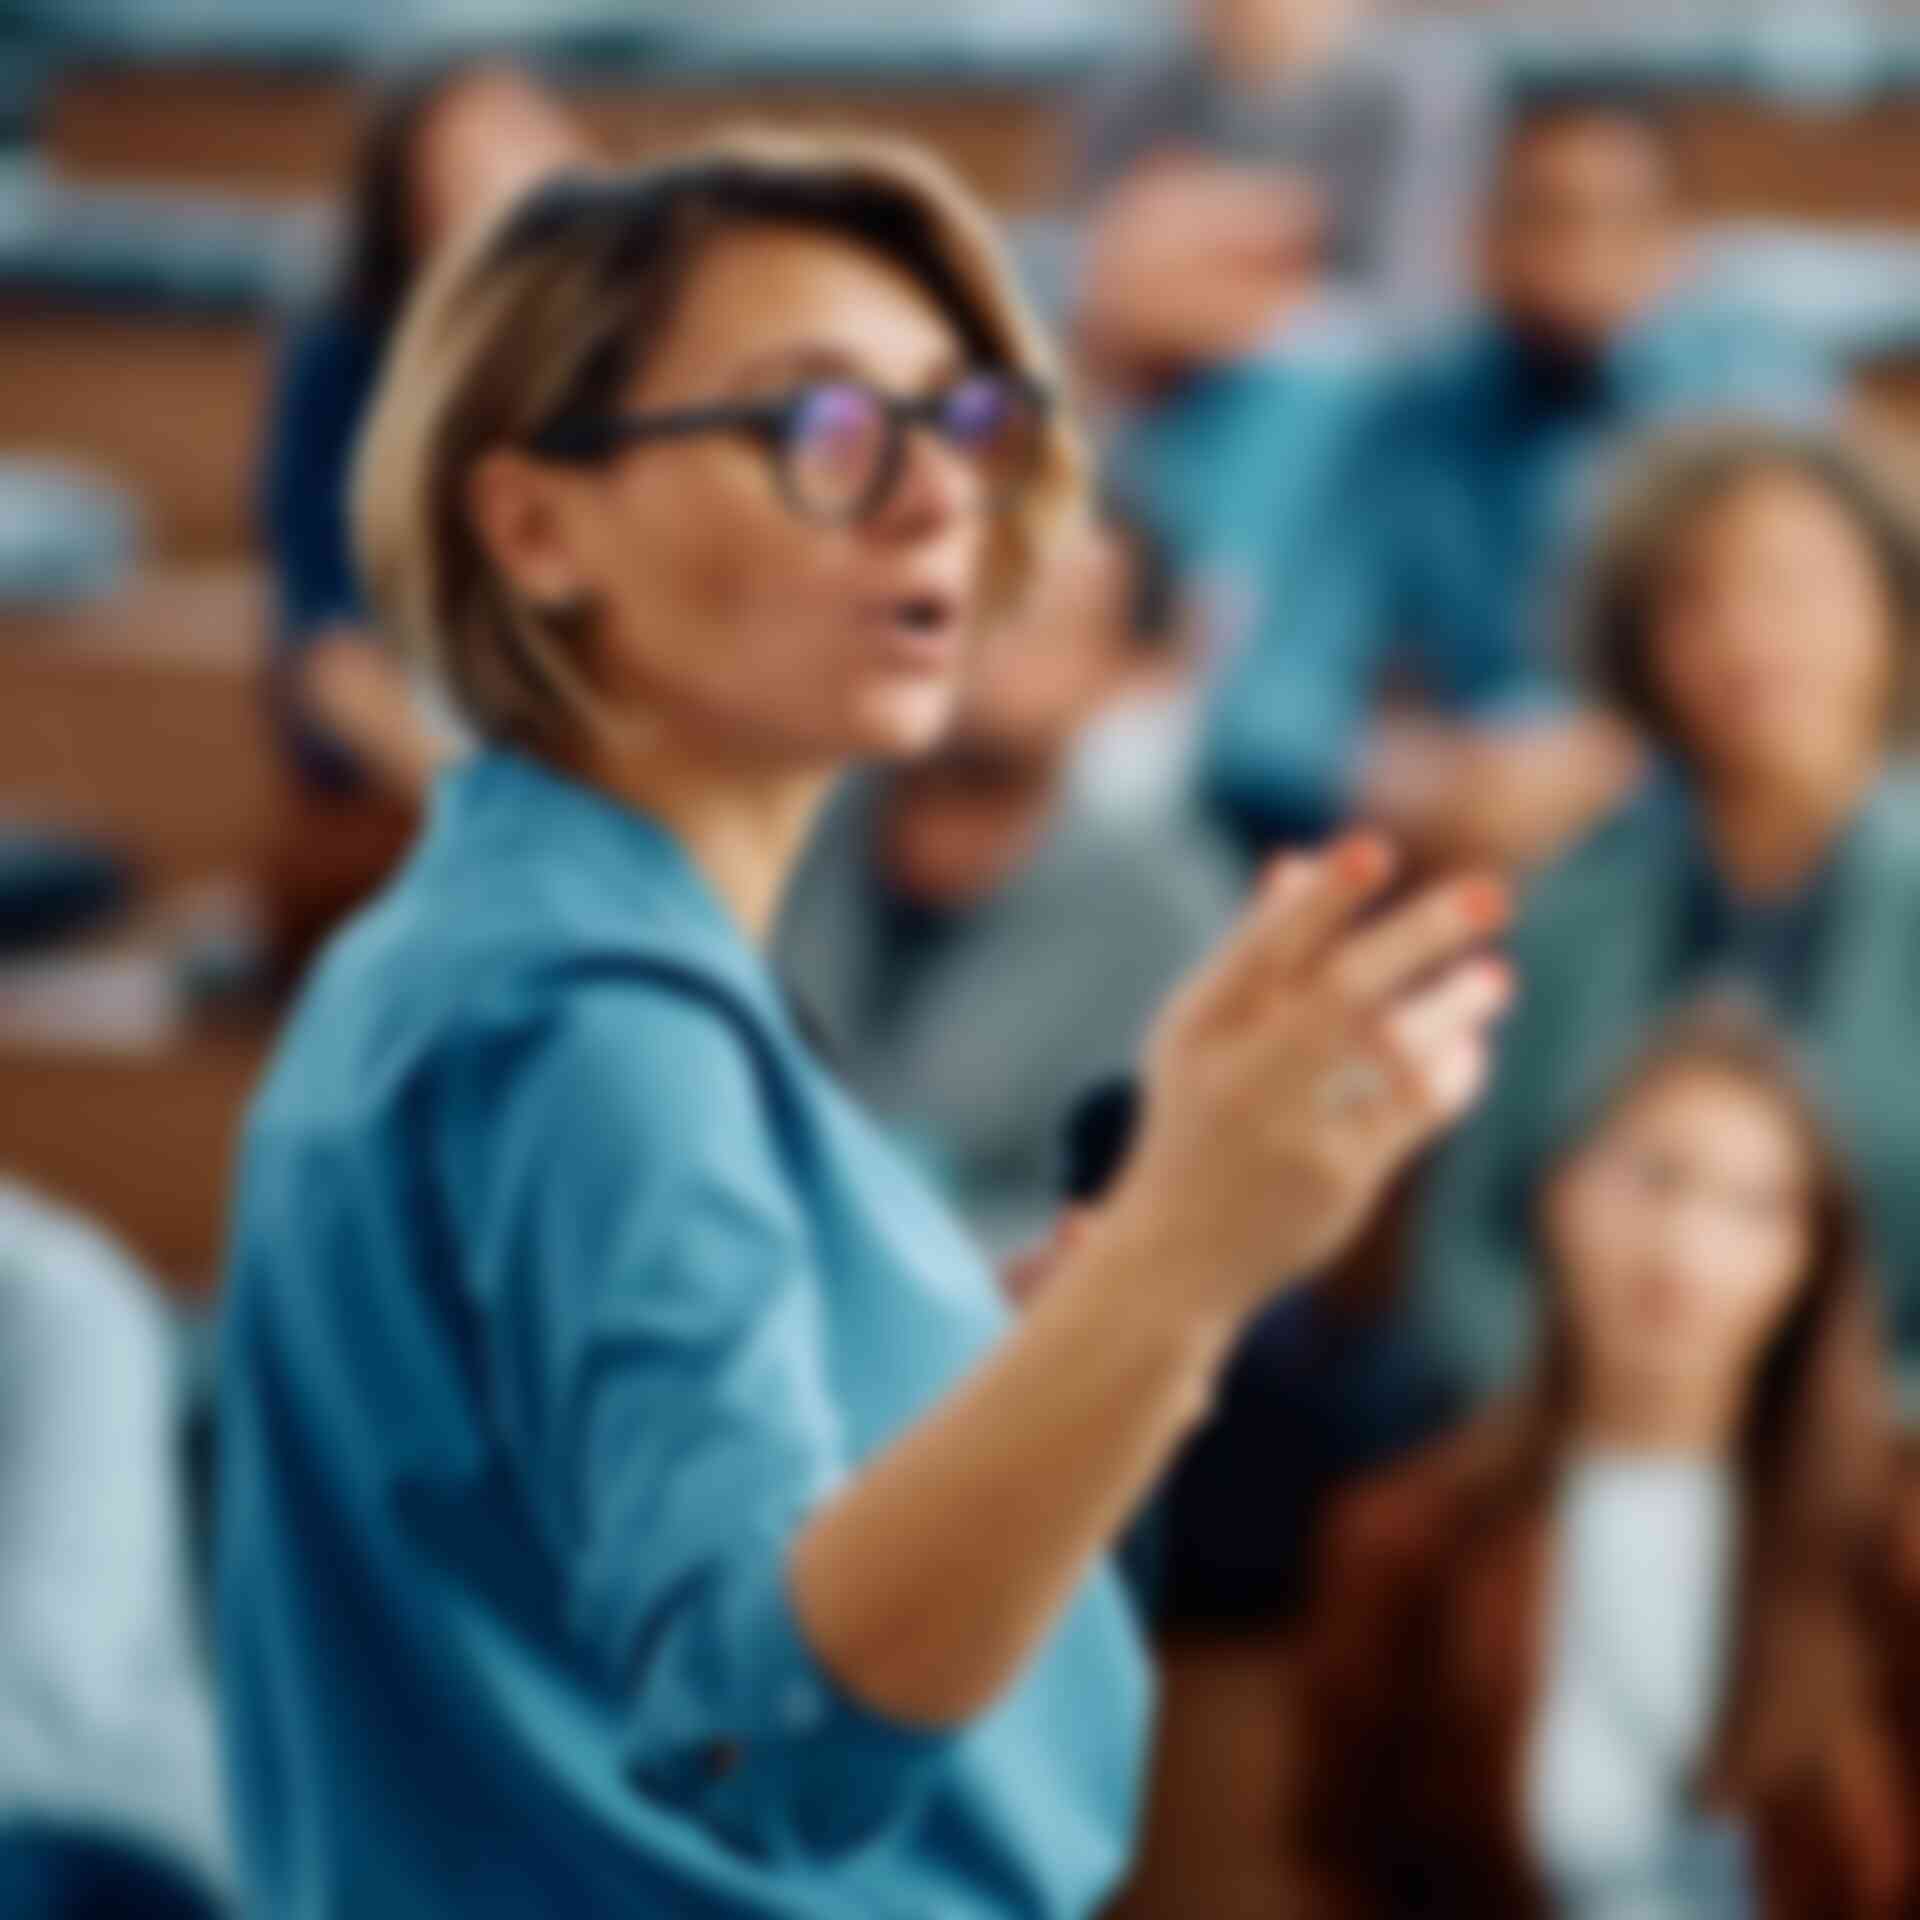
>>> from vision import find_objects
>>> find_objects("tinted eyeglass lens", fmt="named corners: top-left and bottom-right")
top-left (940, 375), bottom-right (1044, 504)
top-left (784, 383), bottom-right (892, 519)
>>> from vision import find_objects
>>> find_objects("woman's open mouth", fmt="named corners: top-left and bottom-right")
top-left (867, 590), bottom-right (965, 663)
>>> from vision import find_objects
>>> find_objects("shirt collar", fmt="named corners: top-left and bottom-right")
top-left (1673, 768), bottom-right (1882, 1014)
top-left (423, 745), bottom-right (791, 1030)
top-left (1480, 290), bottom-right (1695, 426)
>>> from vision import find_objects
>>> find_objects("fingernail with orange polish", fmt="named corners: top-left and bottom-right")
top-left (1460, 877), bottom-right (1511, 932)
top-left (1334, 834), bottom-right (1393, 889)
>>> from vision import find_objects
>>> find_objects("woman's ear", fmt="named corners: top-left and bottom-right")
top-left (465, 446), bottom-right (591, 613)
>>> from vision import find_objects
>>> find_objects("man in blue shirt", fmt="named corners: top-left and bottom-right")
top-left (1190, 80), bottom-right (1836, 867)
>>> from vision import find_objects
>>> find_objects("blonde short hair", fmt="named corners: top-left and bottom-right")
top-left (353, 129), bottom-right (1083, 756)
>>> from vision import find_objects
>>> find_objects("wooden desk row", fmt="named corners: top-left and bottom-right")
top-left (0, 1012), bottom-right (270, 1299)
top-left (0, 565), bottom-right (279, 885)
top-left (0, 568), bottom-right (282, 1292)
top-left (45, 66), bottom-right (1075, 212)
top-left (0, 299), bottom-right (271, 560)
top-left (41, 62), bottom-right (1920, 228)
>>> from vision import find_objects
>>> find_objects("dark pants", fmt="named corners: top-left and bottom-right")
top-left (1155, 1289), bottom-right (1459, 1629)
top-left (0, 1825), bottom-right (220, 1920)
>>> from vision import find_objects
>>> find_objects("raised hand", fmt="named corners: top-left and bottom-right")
top-left (1103, 835), bottom-right (1513, 1323)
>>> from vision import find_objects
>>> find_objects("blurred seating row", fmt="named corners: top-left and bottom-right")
top-left (0, 567), bottom-right (276, 1293)
top-left (16, 17), bottom-right (1920, 212)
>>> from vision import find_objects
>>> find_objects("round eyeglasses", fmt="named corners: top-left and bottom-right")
top-left (525, 370), bottom-right (1052, 526)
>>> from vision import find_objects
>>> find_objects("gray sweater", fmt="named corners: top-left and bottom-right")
top-left (776, 775), bottom-right (1236, 1257)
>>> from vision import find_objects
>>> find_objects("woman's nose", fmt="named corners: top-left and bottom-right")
top-left (1646, 1190), bottom-right (1726, 1278)
top-left (873, 423), bottom-right (982, 539)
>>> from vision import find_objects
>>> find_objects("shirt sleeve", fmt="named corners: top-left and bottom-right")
top-left (1406, 896), bottom-right (1573, 1403)
top-left (1367, 27), bottom-right (1494, 322)
top-left (1707, 315), bottom-right (1841, 430)
top-left (1198, 376), bottom-right (1402, 843)
top-left (437, 979), bottom-right (962, 1865)
top-left (1069, 58), bottom-right (1176, 207)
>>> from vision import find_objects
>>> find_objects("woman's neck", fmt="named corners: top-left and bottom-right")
top-left (1569, 1370), bottom-right (1745, 1462)
top-left (572, 732), bottom-right (836, 946)
top-left (1700, 747), bottom-right (1878, 903)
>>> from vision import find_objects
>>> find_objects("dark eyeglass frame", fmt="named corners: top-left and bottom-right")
top-left (523, 370), bottom-right (1053, 526)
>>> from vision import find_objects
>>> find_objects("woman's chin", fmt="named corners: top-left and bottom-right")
top-left (841, 679), bottom-right (964, 761)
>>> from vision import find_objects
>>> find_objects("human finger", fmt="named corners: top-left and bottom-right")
top-left (1316, 872), bottom-right (1510, 1024)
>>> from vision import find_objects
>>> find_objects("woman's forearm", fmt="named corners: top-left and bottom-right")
top-left (791, 848), bottom-right (1512, 1732)
top-left (789, 1205), bottom-right (1234, 1729)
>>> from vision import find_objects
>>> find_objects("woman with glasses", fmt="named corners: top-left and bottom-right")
top-left (217, 136), bottom-right (1512, 1917)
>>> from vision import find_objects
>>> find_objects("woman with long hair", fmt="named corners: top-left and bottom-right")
top-left (216, 137), bottom-right (1512, 1915)
top-left (1294, 998), bottom-right (1919, 1915)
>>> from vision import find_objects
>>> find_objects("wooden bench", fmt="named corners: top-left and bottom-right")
top-left (0, 563), bottom-right (399, 1294)
top-left (0, 966), bottom-right (272, 1297)
top-left (1855, 358), bottom-right (1920, 439)
top-left (1672, 95), bottom-right (1920, 228)
top-left (44, 55), bottom-right (1920, 229)
top-left (0, 565), bottom-right (279, 888)
top-left (0, 300), bottom-right (272, 558)
top-left (45, 63), bottom-right (1075, 212)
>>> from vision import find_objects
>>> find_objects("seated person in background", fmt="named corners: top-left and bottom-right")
top-left (776, 506), bottom-right (1237, 1258)
top-left (1072, 0), bottom-right (1488, 396)
top-left (1414, 421), bottom-right (1920, 1413)
top-left (257, 61), bottom-right (593, 972)
top-left (1291, 1001), bottom-right (1919, 1917)
top-left (0, 1182), bottom-right (226, 1918)
top-left (1199, 80), bottom-right (1834, 868)
top-left (1065, 498), bottom-right (1215, 834)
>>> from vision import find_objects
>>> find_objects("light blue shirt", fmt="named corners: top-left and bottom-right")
top-left (216, 746), bottom-right (1154, 1918)
top-left (0, 1183), bottom-right (227, 1897)
top-left (1528, 1457), bottom-right (1753, 1920)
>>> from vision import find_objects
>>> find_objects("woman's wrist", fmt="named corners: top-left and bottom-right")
top-left (1037, 1194), bottom-right (1245, 1433)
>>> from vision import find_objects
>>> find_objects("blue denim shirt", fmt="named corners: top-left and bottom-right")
top-left (1157, 304), bottom-right (1836, 844)
top-left (217, 747), bottom-right (1153, 1918)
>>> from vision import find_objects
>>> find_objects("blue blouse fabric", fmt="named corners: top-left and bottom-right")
top-left (216, 746), bottom-right (1153, 1918)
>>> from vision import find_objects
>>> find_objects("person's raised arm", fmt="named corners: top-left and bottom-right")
top-left (791, 838), bottom-right (1512, 1726)
top-left (448, 838), bottom-right (1510, 1869)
